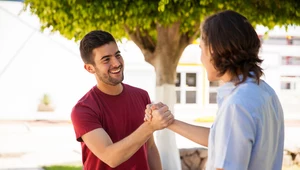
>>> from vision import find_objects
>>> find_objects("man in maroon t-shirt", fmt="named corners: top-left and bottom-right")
top-left (71, 30), bottom-right (174, 170)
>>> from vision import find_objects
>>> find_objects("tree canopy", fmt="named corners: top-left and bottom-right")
top-left (24, 0), bottom-right (300, 85)
top-left (24, 0), bottom-right (300, 42)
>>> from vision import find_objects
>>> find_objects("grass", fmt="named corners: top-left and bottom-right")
top-left (43, 165), bottom-right (82, 170)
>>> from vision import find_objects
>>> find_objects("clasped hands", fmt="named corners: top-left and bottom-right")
top-left (144, 102), bottom-right (174, 131)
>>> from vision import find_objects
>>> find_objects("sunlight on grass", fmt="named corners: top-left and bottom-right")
top-left (43, 165), bottom-right (82, 170)
top-left (194, 116), bottom-right (215, 123)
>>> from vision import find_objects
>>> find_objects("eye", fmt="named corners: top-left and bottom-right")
top-left (103, 58), bottom-right (110, 63)
top-left (116, 54), bottom-right (122, 58)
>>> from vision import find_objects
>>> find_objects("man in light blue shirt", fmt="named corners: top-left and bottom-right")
top-left (145, 10), bottom-right (284, 170)
top-left (207, 77), bottom-right (284, 170)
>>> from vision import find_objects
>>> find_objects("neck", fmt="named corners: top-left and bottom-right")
top-left (97, 82), bottom-right (123, 95)
top-left (220, 72), bottom-right (233, 83)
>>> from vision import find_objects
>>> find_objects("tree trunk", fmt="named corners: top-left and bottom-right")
top-left (155, 85), bottom-right (181, 170)
top-left (153, 56), bottom-right (181, 170)
top-left (126, 22), bottom-right (196, 170)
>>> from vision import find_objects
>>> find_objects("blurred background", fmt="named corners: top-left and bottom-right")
top-left (0, 0), bottom-right (300, 170)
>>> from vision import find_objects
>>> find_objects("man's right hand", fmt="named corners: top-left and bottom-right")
top-left (144, 102), bottom-right (174, 131)
top-left (144, 102), bottom-right (164, 122)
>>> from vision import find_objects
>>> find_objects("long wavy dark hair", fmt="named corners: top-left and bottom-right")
top-left (201, 10), bottom-right (263, 85)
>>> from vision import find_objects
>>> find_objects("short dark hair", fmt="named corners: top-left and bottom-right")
top-left (79, 30), bottom-right (116, 64)
top-left (201, 10), bottom-right (263, 85)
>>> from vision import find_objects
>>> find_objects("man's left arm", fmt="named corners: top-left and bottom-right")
top-left (147, 134), bottom-right (162, 170)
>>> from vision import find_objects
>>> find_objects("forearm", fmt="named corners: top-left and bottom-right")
top-left (168, 119), bottom-right (210, 147)
top-left (101, 122), bottom-right (154, 167)
top-left (147, 143), bottom-right (162, 170)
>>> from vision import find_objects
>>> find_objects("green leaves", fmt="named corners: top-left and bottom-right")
top-left (23, 0), bottom-right (300, 43)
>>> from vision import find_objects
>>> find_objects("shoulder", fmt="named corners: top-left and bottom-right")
top-left (76, 86), bottom-right (98, 106)
top-left (221, 80), bottom-right (277, 120)
top-left (218, 83), bottom-right (258, 118)
top-left (123, 83), bottom-right (149, 96)
top-left (71, 86), bottom-right (99, 118)
top-left (232, 80), bottom-right (277, 105)
top-left (228, 81), bottom-right (264, 106)
top-left (123, 83), bottom-right (151, 104)
top-left (258, 80), bottom-right (278, 96)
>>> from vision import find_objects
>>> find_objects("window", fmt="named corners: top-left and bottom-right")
top-left (186, 73), bottom-right (196, 87)
top-left (176, 91), bottom-right (181, 103)
top-left (175, 73), bottom-right (181, 103)
top-left (175, 72), bottom-right (198, 104)
top-left (281, 56), bottom-right (300, 65)
top-left (209, 92), bottom-right (217, 104)
top-left (175, 73), bottom-right (181, 87)
top-left (186, 91), bottom-right (196, 103)
top-left (210, 81), bottom-right (219, 87)
top-left (281, 82), bottom-right (291, 90)
top-left (280, 76), bottom-right (300, 90)
top-left (209, 81), bottom-right (220, 104)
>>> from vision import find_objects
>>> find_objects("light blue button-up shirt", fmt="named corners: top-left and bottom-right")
top-left (206, 77), bottom-right (284, 170)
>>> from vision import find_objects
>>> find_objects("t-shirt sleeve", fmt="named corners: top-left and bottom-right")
top-left (144, 91), bottom-right (151, 105)
top-left (214, 104), bottom-right (256, 170)
top-left (71, 104), bottom-right (103, 142)
top-left (138, 88), bottom-right (151, 105)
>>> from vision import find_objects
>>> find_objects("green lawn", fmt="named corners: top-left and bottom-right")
top-left (43, 165), bottom-right (82, 170)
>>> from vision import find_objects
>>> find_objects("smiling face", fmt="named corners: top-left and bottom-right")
top-left (84, 41), bottom-right (124, 87)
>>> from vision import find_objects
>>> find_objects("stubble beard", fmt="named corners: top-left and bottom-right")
top-left (98, 71), bottom-right (124, 86)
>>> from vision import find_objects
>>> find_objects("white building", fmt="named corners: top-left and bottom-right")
top-left (174, 29), bottom-right (300, 117)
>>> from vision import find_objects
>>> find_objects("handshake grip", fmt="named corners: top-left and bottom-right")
top-left (144, 102), bottom-right (174, 130)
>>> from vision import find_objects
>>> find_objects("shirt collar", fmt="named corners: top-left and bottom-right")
top-left (217, 74), bottom-right (256, 107)
top-left (216, 81), bottom-right (235, 107)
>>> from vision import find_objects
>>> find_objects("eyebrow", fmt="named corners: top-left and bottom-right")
top-left (100, 50), bottom-right (121, 60)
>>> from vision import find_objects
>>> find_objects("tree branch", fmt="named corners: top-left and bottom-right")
top-left (156, 21), bottom-right (181, 53)
top-left (190, 22), bottom-right (201, 43)
top-left (124, 25), bottom-right (156, 65)
top-left (173, 22), bottom-right (201, 66)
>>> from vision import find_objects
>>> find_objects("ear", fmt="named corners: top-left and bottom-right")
top-left (84, 64), bottom-right (95, 74)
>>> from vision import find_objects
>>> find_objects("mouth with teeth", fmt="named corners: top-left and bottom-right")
top-left (109, 66), bottom-right (122, 74)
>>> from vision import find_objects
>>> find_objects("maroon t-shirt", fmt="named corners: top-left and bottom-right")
top-left (71, 84), bottom-right (151, 170)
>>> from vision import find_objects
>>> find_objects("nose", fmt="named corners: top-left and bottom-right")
top-left (110, 56), bottom-right (121, 67)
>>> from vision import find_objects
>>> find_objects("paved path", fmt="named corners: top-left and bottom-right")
top-left (0, 113), bottom-right (299, 169)
top-left (0, 120), bottom-right (80, 169)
